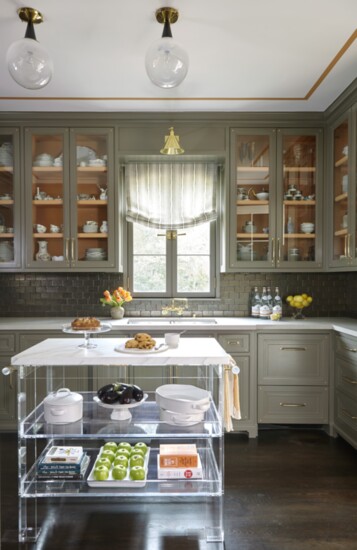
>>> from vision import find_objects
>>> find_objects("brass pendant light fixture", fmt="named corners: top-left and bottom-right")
top-left (145, 7), bottom-right (189, 89)
top-left (160, 127), bottom-right (185, 155)
top-left (6, 7), bottom-right (53, 90)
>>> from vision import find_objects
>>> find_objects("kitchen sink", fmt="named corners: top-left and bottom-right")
top-left (126, 318), bottom-right (217, 325)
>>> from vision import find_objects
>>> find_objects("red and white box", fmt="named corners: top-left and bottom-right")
top-left (159, 443), bottom-right (199, 469)
top-left (157, 453), bottom-right (203, 479)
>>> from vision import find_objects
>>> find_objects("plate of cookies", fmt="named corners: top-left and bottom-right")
top-left (115, 333), bottom-right (169, 354)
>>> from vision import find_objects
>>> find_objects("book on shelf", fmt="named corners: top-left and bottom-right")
top-left (157, 454), bottom-right (203, 480)
top-left (42, 446), bottom-right (84, 464)
top-left (159, 443), bottom-right (199, 468)
top-left (38, 452), bottom-right (87, 473)
top-left (37, 454), bottom-right (90, 480)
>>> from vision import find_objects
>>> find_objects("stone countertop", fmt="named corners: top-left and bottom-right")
top-left (0, 316), bottom-right (357, 337)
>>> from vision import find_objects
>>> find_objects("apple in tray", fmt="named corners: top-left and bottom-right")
top-left (130, 465), bottom-right (146, 481)
top-left (93, 465), bottom-right (109, 481)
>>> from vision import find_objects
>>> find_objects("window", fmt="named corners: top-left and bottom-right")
top-left (125, 162), bottom-right (219, 298)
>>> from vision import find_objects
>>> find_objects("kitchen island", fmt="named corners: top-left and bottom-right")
top-left (11, 337), bottom-right (230, 545)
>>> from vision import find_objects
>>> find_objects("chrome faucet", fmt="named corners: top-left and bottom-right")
top-left (162, 298), bottom-right (188, 317)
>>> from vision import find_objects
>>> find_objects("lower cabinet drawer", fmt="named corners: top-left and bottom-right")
top-left (334, 390), bottom-right (357, 448)
top-left (258, 386), bottom-right (329, 424)
top-left (335, 332), bottom-right (357, 364)
top-left (218, 334), bottom-right (250, 353)
top-left (335, 357), bottom-right (357, 400)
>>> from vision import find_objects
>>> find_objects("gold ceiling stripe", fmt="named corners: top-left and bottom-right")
top-left (0, 30), bottom-right (356, 102)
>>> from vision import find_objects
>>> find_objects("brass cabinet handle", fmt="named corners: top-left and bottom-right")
top-left (227, 340), bottom-right (241, 346)
top-left (344, 234), bottom-right (348, 257)
top-left (342, 375), bottom-right (357, 385)
top-left (341, 408), bottom-right (357, 421)
top-left (343, 346), bottom-right (357, 352)
top-left (65, 238), bottom-right (69, 261)
top-left (71, 238), bottom-right (75, 260)
top-left (280, 347), bottom-right (307, 351)
top-left (277, 238), bottom-right (281, 263)
top-left (280, 402), bottom-right (307, 407)
top-left (271, 238), bottom-right (275, 265)
top-left (348, 233), bottom-right (352, 260)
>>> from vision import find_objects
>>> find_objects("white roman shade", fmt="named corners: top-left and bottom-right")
top-left (125, 163), bottom-right (218, 230)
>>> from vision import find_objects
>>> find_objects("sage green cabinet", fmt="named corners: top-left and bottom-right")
top-left (218, 332), bottom-right (257, 437)
top-left (334, 332), bottom-right (357, 449)
top-left (228, 127), bottom-right (323, 271)
top-left (328, 107), bottom-right (357, 268)
top-left (0, 128), bottom-right (21, 270)
top-left (257, 333), bottom-right (329, 424)
top-left (24, 127), bottom-right (116, 271)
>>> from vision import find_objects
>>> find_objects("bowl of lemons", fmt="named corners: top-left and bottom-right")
top-left (286, 293), bottom-right (313, 319)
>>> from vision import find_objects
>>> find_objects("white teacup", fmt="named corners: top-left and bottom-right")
top-left (0, 225), bottom-right (5, 233)
top-left (165, 333), bottom-right (180, 348)
top-left (35, 224), bottom-right (46, 233)
top-left (50, 224), bottom-right (60, 233)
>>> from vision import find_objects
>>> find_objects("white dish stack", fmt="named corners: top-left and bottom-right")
top-left (0, 142), bottom-right (13, 166)
top-left (156, 384), bottom-right (211, 426)
top-left (85, 247), bottom-right (106, 261)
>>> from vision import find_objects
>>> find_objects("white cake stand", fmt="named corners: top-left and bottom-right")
top-left (62, 323), bottom-right (112, 349)
top-left (93, 393), bottom-right (148, 421)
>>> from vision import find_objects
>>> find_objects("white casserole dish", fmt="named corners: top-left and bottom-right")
top-left (44, 388), bottom-right (83, 424)
top-left (159, 407), bottom-right (205, 426)
top-left (155, 384), bottom-right (211, 414)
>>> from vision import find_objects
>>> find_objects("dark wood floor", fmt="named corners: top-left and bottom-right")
top-left (1, 427), bottom-right (356, 549)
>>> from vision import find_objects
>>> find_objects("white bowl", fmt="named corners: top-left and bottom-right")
top-left (300, 223), bottom-right (314, 233)
top-left (83, 224), bottom-right (98, 233)
top-left (155, 384), bottom-right (211, 414)
top-left (255, 192), bottom-right (269, 200)
top-left (159, 407), bottom-right (204, 426)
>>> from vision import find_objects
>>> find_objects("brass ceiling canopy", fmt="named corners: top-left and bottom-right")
top-left (17, 7), bottom-right (44, 25)
top-left (155, 7), bottom-right (179, 25)
top-left (160, 127), bottom-right (184, 155)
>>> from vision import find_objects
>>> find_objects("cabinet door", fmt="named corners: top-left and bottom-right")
top-left (0, 128), bottom-right (21, 269)
top-left (69, 128), bottom-right (115, 269)
top-left (329, 110), bottom-right (356, 267)
top-left (276, 129), bottom-right (323, 269)
top-left (24, 128), bottom-right (70, 269)
top-left (0, 354), bottom-right (17, 429)
top-left (230, 128), bottom-right (276, 268)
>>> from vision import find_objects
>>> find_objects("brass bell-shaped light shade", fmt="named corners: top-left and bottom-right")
top-left (160, 127), bottom-right (184, 155)
top-left (6, 7), bottom-right (53, 90)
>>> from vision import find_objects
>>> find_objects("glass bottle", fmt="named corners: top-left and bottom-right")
top-left (266, 287), bottom-right (273, 315)
top-left (273, 287), bottom-right (283, 317)
top-left (287, 217), bottom-right (295, 234)
top-left (251, 287), bottom-right (261, 318)
top-left (259, 287), bottom-right (270, 319)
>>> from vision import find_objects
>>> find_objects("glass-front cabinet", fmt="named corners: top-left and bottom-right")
top-left (0, 128), bottom-right (21, 269)
top-left (329, 111), bottom-right (356, 267)
top-left (24, 127), bottom-right (115, 270)
top-left (229, 128), bottom-right (322, 270)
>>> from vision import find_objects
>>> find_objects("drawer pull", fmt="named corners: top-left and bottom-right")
top-left (227, 340), bottom-right (240, 346)
top-left (279, 402), bottom-right (306, 408)
top-left (343, 346), bottom-right (357, 353)
top-left (341, 408), bottom-right (357, 421)
top-left (280, 347), bottom-right (306, 351)
top-left (342, 375), bottom-right (357, 385)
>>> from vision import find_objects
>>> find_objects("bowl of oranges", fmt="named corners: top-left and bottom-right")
top-left (286, 293), bottom-right (313, 319)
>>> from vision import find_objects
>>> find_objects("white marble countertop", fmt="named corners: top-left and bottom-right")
top-left (11, 337), bottom-right (231, 367)
top-left (1, 316), bottom-right (357, 336)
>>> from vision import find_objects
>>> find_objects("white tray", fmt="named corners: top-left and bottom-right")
top-left (87, 446), bottom-right (150, 488)
top-left (114, 342), bottom-right (169, 354)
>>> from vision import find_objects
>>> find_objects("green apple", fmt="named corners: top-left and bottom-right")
top-left (130, 454), bottom-right (144, 468)
top-left (115, 448), bottom-right (130, 459)
top-left (117, 442), bottom-right (132, 452)
top-left (112, 464), bottom-right (127, 481)
top-left (114, 455), bottom-right (128, 468)
top-left (100, 449), bottom-right (115, 463)
top-left (93, 465), bottom-right (109, 481)
top-left (95, 457), bottom-right (112, 470)
top-left (134, 442), bottom-right (148, 456)
top-left (130, 448), bottom-right (145, 458)
top-left (103, 441), bottom-right (117, 453)
top-left (130, 465), bottom-right (145, 481)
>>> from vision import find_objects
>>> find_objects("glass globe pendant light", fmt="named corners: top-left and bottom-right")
top-left (6, 7), bottom-right (53, 90)
top-left (145, 7), bottom-right (189, 89)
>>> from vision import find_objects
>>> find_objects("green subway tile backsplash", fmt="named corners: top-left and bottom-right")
top-left (0, 272), bottom-right (355, 318)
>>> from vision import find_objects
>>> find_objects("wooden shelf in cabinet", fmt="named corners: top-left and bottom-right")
top-left (334, 228), bottom-right (348, 237)
top-left (236, 166), bottom-right (269, 173)
top-left (283, 200), bottom-right (315, 206)
top-left (237, 200), bottom-right (269, 206)
top-left (334, 193), bottom-right (348, 203)
top-left (0, 166), bottom-right (13, 173)
top-left (0, 200), bottom-right (14, 205)
top-left (284, 233), bottom-right (315, 239)
top-left (0, 233), bottom-right (14, 238)
top-left (33, 233), bottom-right (63, 238)
top-left (32, 200), bottom-right (63, 205)
top-left (335, 156), bottom-right (348, 168)
top-left (32, 167), bottom-right (62, 183)
top-left (77, 200), bottom-right (107, 206)
top-left (284, 167), bottom-right (316, 172)
top-left (77, 233), bottom-right (107, 238)
top-left (77, 167), bottom-right (107, 173)
top-left (237, 233), bottom-right (269, 239)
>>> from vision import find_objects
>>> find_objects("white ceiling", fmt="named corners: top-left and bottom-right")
top-left (0, 0), bottom-right (356, 113)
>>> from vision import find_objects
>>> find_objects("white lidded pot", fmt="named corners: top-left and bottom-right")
top-left (159, 407), bottom-right (205, 426)
top-left (155, 384), bottom-right (211, 414)
top-left (44, 388), bottom-right (83, 424)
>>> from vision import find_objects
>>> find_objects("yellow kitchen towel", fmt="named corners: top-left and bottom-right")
top-left (223, 357), bottom-right (241, 432)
